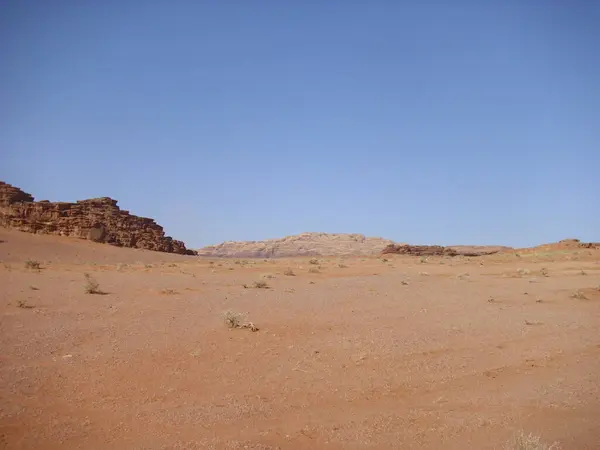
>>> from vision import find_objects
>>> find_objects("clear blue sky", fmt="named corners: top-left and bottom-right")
top-left (1, 1), bottom-right (598, 248)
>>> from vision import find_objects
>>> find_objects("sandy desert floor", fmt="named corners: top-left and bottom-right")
top-left (1, 228), bottom-right (599, 449)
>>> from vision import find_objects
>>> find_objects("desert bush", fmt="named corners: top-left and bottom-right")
top-left (224, 310), bottom-right (242, 328)
top-left (309, 259), bottom-right (319, 265)
top-left (504, 431), bottom-right (560, 450)
top-left (253, 280), bottom-right (269, 289)
top-left (540, 268), bottom-right (549, 277)
top-left (161, 289), bottom-right (178, 295)
top-left (284, 268), bottom-right (295, 276)
top-left (308, 267), bottom-right (320, 274)
top-left (571, 290), bottom-right (588, 300)
top-left (25, 259), bottom-right (41, 270)
top-left (84, 273), bottom-right (104, 294)
top-left (17, 300), bottom-right (34, 309)
top-left (223, 310), bottom-right (259, 332)
top-left (338, 263), bottom-right (348, 268)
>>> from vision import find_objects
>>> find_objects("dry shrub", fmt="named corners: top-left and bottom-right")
top-left (309, 259), bottom-right (319, 265)
top-left (308, 267), bottom-right (320, 274)
top-left (84, 273), bottom-right (104, 295)
top-left (223, 310), bottom-right (259, 332)
top-left (253, 280), bottom-right (269, 289)
top-left (570, 290), bottom-right (588, 300)
top-left (25, 260), bottom-right (41, 270)
top-left (284, 268), bottom-right (295, 276)
top-left (504, 431), bottom-right (560, 450)
top-left (17, 300), bottom-right (34, 309)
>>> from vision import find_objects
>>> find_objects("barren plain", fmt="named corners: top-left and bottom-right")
top-left (1, 228), bottom-right (599, 449)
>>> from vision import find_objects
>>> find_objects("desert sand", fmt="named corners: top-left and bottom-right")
top-left (1, 227), bottom-right (599, 449)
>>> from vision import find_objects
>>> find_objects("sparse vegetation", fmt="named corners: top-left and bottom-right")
top-left (517, 268), bottom-right (531, 276)
top-left (224, 310), bottom-right (242, 328)
top-left (253, 280), bottom-right (269, 289)
top-left (308, 267), bottom-right (320, 274)
top-left (84, 273), bottom-right (104, 295)
top-left (223, 310), bottom-right (259, 332)
top-left (338, 263), bottom-right (348, 268)
top-left (524, 319), bottom-right (543, 326)
top-left (570, 290), bottom-right (588, 300)
top-left (17, 300), bottom-right (35, 309)
top-left (504, 431), bottom-right (560, 450)
top-left (309, 259), bottom-right (319, 265)
top-left (418, 271), bottom-right (429, 276)
top-left (160, 289), bottom-right (178, 295)
top-left (540, 267), bottom-right (549, 277)
top-left (401, 280), bottom-right (409, 285)
top-left (25, 259), bottom-right (41, 270)
top-left (580, 270), bottom-right (587, 275)
top-left (29, 285), bottom-right (39, 291)
top-left (284, 268), bottom-right (295, 276)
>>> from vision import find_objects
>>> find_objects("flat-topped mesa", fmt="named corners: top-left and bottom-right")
top-left (0, 181), bottom-right (196, 255)
top-left (197, 232), bottom-right (394, 258)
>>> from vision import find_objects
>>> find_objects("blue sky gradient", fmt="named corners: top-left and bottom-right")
top-left (1, 1), bottom-right (599, 248)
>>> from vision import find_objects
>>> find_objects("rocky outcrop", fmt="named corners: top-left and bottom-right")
top-left (381, 244), bottom-right (511, 257)
top-left (0, 181), bottom-right (196, 255)
top-left (197, 232), bottom-right (394, 258)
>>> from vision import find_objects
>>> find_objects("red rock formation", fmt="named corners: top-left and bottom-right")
top-left (0, 181), bottom-right (196, 255)
top-left (381, 244), bottom-right (510, 257)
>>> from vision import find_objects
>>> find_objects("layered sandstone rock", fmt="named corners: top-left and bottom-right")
top-left (197, 232), bottom-right (394, 258)
top-left (0, 181), bottom-right (195, 255)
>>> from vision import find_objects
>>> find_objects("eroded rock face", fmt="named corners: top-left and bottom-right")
top-left (197, 232), bottom-right (394, 258)
top-left (0, 181), bottom-right (195, 255)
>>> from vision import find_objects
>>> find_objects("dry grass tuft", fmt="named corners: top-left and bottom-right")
top-left (160, 289), bottom-right (178, 295)
top-left (253, 280), bottom-right (269, 289)
top-left (84, 273), bottom-right (105, 295)
top-left (25, 259), bottom-right (41, 270)
top-left (308, 267), bottom-right (320, 274)
top-left (284, 268), bottom-right (295, 276)
top-left (223, 310), bottom-right (259, 332)
top-left (338, 263), bottom-right (349, 268)
top-left (17, 300), bottom-right (35, 309)
top-left (504, 431), bottom-right (560, 450)
top-left (570, 290), bottom-right (588, 300)
top-left (309, 259), bottom-right (319, 265)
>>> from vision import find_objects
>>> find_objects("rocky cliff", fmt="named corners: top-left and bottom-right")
top-left (197, 232), bottom-right (394, 258)
top-left (0, 181), bottom-right (195, 255)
